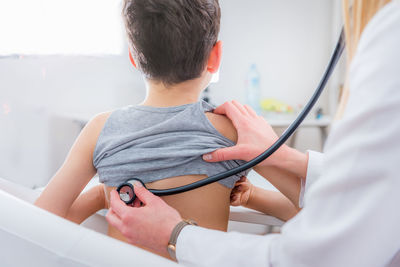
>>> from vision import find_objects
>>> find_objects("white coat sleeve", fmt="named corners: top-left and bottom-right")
top-left (299, 150), bottom-right (324, 208)
top-left (176, 2), bottom-right (400, 267)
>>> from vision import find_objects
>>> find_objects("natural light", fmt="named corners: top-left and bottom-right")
top-left (0, 0), bottom-right (124, 55)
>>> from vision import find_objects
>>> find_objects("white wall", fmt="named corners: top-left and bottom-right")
top-left (0, 0), bottom-right (343, 187)
top-left (213, 0), bottom-right (343, 152)
top-left (0, 55), bottom-right (145, 187)
top-left (214, 0), bottom-right (336, 108)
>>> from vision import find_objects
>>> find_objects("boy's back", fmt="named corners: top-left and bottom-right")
top-left (95, 102), bottom-right (241, 258)
top-left (36, 0), bottom-right (243, 260)
top-left (94, 101), bottom-right (245, 190)
top-left (95, 100), bottom-right (246, 229)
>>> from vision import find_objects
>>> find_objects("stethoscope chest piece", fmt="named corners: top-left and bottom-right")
top-left (116, 178), bottom-right (146, 205)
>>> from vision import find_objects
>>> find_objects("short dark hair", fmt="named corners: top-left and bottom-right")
top-left (122, 0), bottom-right (221, 85)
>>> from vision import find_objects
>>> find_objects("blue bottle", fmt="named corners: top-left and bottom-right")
top-left (246, 64), bottom-right (261, 114)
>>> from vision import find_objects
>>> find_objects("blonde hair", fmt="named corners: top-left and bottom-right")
top-left (335, 0), bottom-right (391, 119)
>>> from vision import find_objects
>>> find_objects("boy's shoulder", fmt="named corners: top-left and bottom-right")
top-left (205, 112), bottom-right (238, 144)
top-left (85, 108), bottom-right (238, 145)
top-left (88, 111), bottom-right (113, 131)
top-left (80, 111), bottom-right (113, 149)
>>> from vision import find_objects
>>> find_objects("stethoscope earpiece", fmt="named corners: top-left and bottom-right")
top-left (116, 178), bottom-right (146, 205)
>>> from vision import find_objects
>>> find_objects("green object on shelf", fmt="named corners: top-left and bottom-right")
top-left (260, 98), bottom-right (294, 113)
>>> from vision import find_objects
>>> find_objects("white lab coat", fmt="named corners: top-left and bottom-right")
top-left (176, 1), bottom-right (400, 266)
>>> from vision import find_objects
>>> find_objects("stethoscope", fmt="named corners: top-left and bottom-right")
top-left (117, 29), bottom-right (346, 205)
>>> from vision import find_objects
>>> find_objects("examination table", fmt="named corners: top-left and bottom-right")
top-left (0, 176), bottom-right (282, 267)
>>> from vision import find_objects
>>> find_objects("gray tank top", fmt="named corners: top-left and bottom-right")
top-left (93, 100), bottom-right (249, 188)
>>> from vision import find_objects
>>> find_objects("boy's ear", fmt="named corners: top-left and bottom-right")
top-left (128, 49), bottom-right (137, 68)
top-left (207, 41), bottom-right (222, 74)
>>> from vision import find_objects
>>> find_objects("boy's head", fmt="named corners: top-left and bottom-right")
top-left (122, 0), bottom-right (221, 85)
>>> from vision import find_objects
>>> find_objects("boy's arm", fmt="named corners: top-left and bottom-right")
top-left (231, 177), bottom-right (298, 221)
top-left (66, 184), bottom-right (107, 224)
top-left (245, 187), bottom-right (298, 221)
top-left (34, 112), bottom-right (111, 219)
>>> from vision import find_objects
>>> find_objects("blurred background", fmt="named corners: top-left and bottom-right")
top-left (0, 0), bottom-right (345, 189)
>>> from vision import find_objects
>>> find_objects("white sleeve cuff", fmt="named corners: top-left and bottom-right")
top-left (176, 225), bottom-right (278, 266)
top-left (176, 225), bottom-right (199, 264)
top-left (299, 150), bottom-right (324, 208)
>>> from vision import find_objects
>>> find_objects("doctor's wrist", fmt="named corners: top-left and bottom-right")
top-left (270, 146), bottom-right (308, 179)
top-left (167, 219), bottom-right (198, 261)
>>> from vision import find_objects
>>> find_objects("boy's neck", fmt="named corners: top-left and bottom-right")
top-left (141, 76), bottom-right (210, 107)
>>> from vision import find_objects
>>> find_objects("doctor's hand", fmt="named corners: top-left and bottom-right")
top-left (203, 100), bottom-right (307, 176)
top-left (106, 183), bottom-right (181, 258)
top-left (203, 100), bottom-right (284, 167)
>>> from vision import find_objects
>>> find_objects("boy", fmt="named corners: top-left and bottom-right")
top-left (35, 0), bottom-right (297, 260)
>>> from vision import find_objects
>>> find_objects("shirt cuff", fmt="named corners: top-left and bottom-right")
top-left (299, 150), bottom-right (324, 208)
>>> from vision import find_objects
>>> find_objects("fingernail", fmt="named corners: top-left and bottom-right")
top-left (203, 154), bottom-right (212, 161)
top-left (133, 181), bottom-right (143, 187)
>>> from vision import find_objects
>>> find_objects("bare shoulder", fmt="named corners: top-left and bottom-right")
top-left (86, 111), bottom-right (112, 132)
top-left (205, 112), bottom-right (238, 143)
top-left (74, 111), bottom-right (113, 154)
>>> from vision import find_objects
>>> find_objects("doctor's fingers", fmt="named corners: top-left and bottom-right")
top-left (203, 144), bottom-right (244, 162)
top-left (106, 208), bottom-right (124, 230)
top-left (243, 104), bottom-right (258, 117)
top-left (106, 208), bottom-right (144, 240)
top-left (133, 183), bottom-right (159, 206)
top-left (109, 190), bottom-right (131, 217)
top-left (213, 101), bottom-right (246, 126)
top-left (214, 101), bottom-right (257, 129)
top-left (132, 198), bottom-right (142, 207)
top-left (231, 100), bottom-right (249, 116)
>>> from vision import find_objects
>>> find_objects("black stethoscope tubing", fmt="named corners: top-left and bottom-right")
top-left (118, 28), bottom-right (346, 203)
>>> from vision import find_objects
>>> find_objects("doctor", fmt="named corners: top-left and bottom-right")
top-left (106, 0), bottom-right (400, 266)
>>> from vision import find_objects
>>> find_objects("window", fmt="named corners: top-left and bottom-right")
top-left (0, 0), bottom-right (124, 55)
